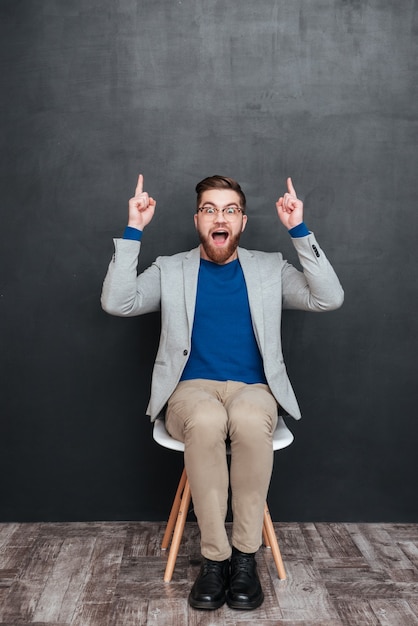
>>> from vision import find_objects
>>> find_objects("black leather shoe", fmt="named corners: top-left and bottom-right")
top-left (226, 548), bottom-right (264, 610)
top-left (188, 557), bottom-right (230, 610)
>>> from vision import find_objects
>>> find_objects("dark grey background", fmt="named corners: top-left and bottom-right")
top-left (1, 1), bottom-right (417, 523)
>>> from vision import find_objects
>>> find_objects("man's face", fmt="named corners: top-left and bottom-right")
top-left (194, 189), bottom-right (247, 264)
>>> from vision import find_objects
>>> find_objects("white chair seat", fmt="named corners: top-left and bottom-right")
top-left (153, 415), bottom-right (294, 452)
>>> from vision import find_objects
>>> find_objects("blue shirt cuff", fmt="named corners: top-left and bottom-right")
top-left (288, 222), bottom-right (310, 238)
top-left (123, 226), bottom-right (143, 241)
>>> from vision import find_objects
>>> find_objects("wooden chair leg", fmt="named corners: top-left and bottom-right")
top-left (263, 503), bottom-right (286, 580)
top-left (161, 468), bottom-right (188, 550)
top-left (163, 474), bottom-right (192, 583)
top-left (262, 523), bottom-right (271, 547)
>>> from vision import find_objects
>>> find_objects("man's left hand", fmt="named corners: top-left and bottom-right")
top-left (276, 177), bottom-right (304, 230)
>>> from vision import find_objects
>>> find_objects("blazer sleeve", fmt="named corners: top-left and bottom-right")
top-left (101, 238), bottom-right (162, 316)
top-left (281, 232), bottom-right (344, 312)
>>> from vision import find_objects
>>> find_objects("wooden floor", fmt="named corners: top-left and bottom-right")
top-left (0, 521), bottom-right (418, 625)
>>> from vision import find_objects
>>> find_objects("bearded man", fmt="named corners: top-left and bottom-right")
top-left (101, 173), bottom-right (343, 611)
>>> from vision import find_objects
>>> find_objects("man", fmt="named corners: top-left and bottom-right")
top-left (101, 173), bottom-right (344, 611)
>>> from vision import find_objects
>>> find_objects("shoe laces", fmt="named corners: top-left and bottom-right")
top-left (201, 559), bottom-right (226, 576)
top-left (232, 553), bottom-right (255, 575)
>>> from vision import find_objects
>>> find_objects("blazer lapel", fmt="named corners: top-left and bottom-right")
top-left (237, 247), bottom-right (265, 352)
top-left (183, 247), bottom-right (201, 334)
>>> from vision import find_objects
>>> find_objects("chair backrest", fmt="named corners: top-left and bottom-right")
top-left (153, 415), bottom-right (294, 453)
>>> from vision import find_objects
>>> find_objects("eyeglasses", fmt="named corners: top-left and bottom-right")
top-left (197, 205), bottom-right (244, 218)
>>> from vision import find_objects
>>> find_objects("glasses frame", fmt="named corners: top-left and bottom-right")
top-left (197, 205), bottom-right (244, 218)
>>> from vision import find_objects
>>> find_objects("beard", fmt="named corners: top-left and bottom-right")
top-left (197, 229), bottom-right (242, 264)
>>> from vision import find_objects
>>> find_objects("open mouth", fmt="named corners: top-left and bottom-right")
top-left (211, 230), bottom-right (229, 245)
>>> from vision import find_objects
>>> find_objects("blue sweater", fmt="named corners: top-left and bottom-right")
top-left (180, 258), bottom-right (267, 384)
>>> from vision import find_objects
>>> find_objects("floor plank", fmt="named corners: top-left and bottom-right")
top-left (0, 522), bottom-right (417, 625)
top-left (32, 536), bottom-right (97, 624)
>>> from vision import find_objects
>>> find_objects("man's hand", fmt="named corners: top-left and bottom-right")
top-left (276, 177), bottom-right (304, 230)
top-left (128, 174), bottom-right (156, 230)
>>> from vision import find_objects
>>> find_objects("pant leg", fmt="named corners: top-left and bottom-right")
top-left (165, 380), bottom-right (232, 561)
top-left (224, 383), bottom-right (278, 554)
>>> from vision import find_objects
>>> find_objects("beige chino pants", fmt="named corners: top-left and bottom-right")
top-left (166, 379), bottom-right (278, 561)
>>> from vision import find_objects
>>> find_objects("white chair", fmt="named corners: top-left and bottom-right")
top-left (153, 416), bottom-right (294, 582)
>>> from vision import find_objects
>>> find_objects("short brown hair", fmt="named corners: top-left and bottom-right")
top-left (195, 175), bottom-right (246, 213)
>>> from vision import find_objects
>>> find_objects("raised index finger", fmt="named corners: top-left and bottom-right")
top-left (135, 173), bottom-right (144, 196)
top-left (287, 177), bottom-right (297, 197)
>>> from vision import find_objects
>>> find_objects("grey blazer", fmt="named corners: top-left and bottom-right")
top-left (101, 233), bottom-right (344, 421)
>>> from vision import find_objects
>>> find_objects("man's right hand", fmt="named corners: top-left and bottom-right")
top-left (128, 174), bottom-right (156, 231)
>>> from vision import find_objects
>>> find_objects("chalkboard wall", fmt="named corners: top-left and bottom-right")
top-left (1, 1), bottom-right (417, 522)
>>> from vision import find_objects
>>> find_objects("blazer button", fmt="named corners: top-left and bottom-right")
top-left (183, 349), bottom-right (188, 356)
